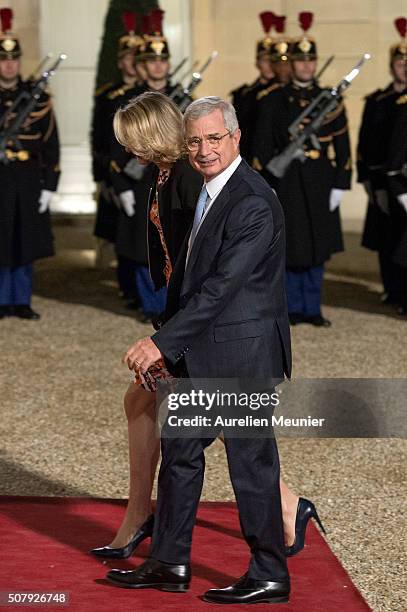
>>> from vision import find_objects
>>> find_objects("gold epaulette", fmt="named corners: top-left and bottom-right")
top-left (94, 81), bottom-right (113, 97)
top-left (107, 83), bottom-right (133, 100)
top-left (110, 160), bottom-right (121, 173)
top-left (256, 83), bottom-right (281, 101)
top-left (251, 157), bottom-right (263, 171)
top-left (396, 94), bottom-right (407, 105)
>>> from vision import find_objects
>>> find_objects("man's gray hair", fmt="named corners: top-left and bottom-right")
top-left (183, 96), bottom-right (239, 134)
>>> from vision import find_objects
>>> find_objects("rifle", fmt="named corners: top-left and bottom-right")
top-left (26, 53), bottom-right (53, 82)
top-left (169, 51), bottom-right (218, 112)
top-left (266, 54), bottom-right (370, 178)
top-left (168, 57), bottom-right (188, 80)
top-left (0, 53), bottom-right (67, 164)
top-left (315, 55), bottom-right (334, 82)
top-left (177, 60), bottom-right (199, 84)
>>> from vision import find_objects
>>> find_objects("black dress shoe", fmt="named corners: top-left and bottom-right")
top-left (306, 314), bottom-right (331, 327)
top-left (13, 305), bottom-right (41, 320)
top-left (285, 497), bottom-right (326, 557)
top-left (90, 514), bottom-right (154, 559)
top-left (202, 574), bottom-right (290, 604)
top-left (288, 313), bottom-right (306, 325)
top-left (0, 305), bottom-right (12, 318)
top-left (107, 558), bottom-right (190, 592)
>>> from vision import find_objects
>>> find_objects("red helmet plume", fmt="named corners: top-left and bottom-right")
top-left (394, 17), bottom-right (407, 39)
top-left (149, 8), bottom-right (165, 35)
top-left (299, 11), bottom-right (313, 32)
top-left (122, 11), bottom-right (136, 34)
top-left (0, 7), bottom-right (13, 32)
top-left (274, 15), bottom-right (286, 34)
top-left (259, 11), bottom-right (275, 34)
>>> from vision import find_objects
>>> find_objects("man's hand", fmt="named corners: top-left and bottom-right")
top-left (123, 337), bottom-right (163, 372)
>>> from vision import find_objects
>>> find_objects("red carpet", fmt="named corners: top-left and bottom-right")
top-left (0, 497), bottom-right (370, 611)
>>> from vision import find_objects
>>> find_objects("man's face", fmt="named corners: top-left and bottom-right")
top-left (135, 60), bottom-right (147, 82)
top-left (118, 52), bottom-right (138, 79)
top-left (0, 58), bottom-right (20, 82)
top-left (186, 109), bottom-right (241, 181)
top-left (391, 59), bottom-right (407, 85)
top-left (272, 60), bottom-right (292, 84)
top-left (292, 60), bottom-right (317, 82)
top-left (144, 58), bottom-right (170, 81)
top-left (256, 56), bottom-right (274, 80)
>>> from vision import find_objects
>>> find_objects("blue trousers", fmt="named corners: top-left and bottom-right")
top-left (285, 265), bottom-right (324, 316)
top-left (117, 255), bottom-right (139, 301)
top-left (0, 264), bottom-right (33, 305)
top-left (135, 265), bottom-right (167, 315)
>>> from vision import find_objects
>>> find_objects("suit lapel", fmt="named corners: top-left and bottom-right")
top-left (184, 184), bottom-right (231, 279)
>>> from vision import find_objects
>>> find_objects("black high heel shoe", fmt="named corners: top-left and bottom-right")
top-left (90, 514), bottom-right (154, 559)
top-left (285, 497), bottom-right (326, 557)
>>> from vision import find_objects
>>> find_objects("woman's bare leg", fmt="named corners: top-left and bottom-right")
top-left (279, 479), bottom-right (299, 547)
top-left (109, 383), bottom-right (160, 548)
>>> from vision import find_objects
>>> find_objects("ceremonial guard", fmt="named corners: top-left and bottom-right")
top-left (90, 11), bottom-right (146, 303)
top-left (0, 8), bottom-right (60, 320)
top-left (230, 11), bottom-right (275, 160)
top-left (263, 14), bottom-right (292, 87)
top-left (251, 12), bottom-right (352, 326)
top-left (385, 19), bottom-right (407, 315)
top-left (359, 18), bottom-right (407, 308)
top-left (109, 9), bottom-right (176, 321)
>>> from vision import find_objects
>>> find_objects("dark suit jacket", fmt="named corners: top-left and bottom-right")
top-left (153, 159), bottom-right (292, 380)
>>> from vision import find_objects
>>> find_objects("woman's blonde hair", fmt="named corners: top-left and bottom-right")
top-left (113, 91), bottom-right (185, 165)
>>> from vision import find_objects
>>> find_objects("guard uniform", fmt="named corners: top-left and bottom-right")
top-left (251, 13), bottom-right (352, 326)
top-left (230, 12), bottom-right (276, 160)
top-left (0, 9), bottom-right (60, 320)
top-left (359, 19), bottom-right (407, 306)
top-left (90, 11), bottom-right (147, 302)
top-left (110, 9), bottom-right (178, 320)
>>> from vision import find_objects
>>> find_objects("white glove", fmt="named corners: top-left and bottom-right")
top-left (375, 190), bottom-right (389, 214)
top-left (329, 188), bottom-right (344, 212)
top-left (119, 190), bottom-right (136, 217)
top-left (38, 189), bottom-right (53, 213)
top-left (397, 193), bottom-right (407, 214)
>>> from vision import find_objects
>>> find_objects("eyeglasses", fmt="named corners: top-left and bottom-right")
top-left (185, 131), bottom-right (231, 151)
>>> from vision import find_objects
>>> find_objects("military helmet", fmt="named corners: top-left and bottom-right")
top-left (290, 11), bottom-right (317, 61)
top-left (142, 9), bottom-right (170, 60)
top-left (256, 11), bottom-right (275, 60)
top-left (118, 11), bottom-right (145, 61)
top-left (0, 7), bottom-right (22, 60)
top-left (269, 15), bottom-right (290, 63)
top-left (390, 17), bottom-right (407, 62)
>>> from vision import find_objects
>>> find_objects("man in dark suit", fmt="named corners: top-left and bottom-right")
top-left (107, 97), bottom-right (292, 605)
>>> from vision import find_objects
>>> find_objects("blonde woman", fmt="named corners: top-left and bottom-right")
top-left (90, 92), bottom-right (323, 560)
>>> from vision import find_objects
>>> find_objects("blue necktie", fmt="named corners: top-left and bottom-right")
top-left (189, 185), bottom-right (209, 250)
